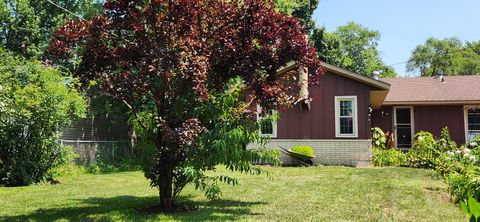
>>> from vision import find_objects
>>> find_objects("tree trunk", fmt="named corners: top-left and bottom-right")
top-left (159, 164), bottom-right (174, 209)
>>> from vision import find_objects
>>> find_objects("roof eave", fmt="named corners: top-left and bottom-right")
top-left (383, 100), bottom-right (480, 106)
top-left (322, 63), bottom-right (391, 90)
top-left (276, 61), bottom-right (391, 90)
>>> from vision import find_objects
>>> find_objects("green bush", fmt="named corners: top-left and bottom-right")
top-left (405, 131), bottom-right (439, 169)
top-left (436, 147), bottom-right (477, 178)
top-left (438, 127), bottom-right (457, 152)
top-left (0, 49), bottom-right (86, 186)
top-left (371, 127), bottom-right (387, 149)
top-left (469, 135), bottom-right (480, 149)
top-left (447, 172), bottom-right (472, 203)
top-left (372, 148), bottom-right (406, 167)
top-left (290, 146), bottom-right (315, 158)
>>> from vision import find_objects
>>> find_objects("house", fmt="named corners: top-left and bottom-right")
top-left (64, 62), bottom-right (480, 167)
top-left (255, 62), bottom-right (480, 166)
top-left (253, 62), bottom-right (390, 167)
top-left (372, 75), bottom-right (480, 149)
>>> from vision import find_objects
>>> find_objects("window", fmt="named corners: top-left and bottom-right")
top-left (335, 96), bottom-right (358, 138)
top-left (465, 107), bottom-right (480, 142)
top-left (257, 105), bottom-right (277, 138)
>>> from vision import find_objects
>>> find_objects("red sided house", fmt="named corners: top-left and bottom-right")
top-left (255, 62), bottom-right (480, 167)
top-left (63, 62), bottom-right (480, 166)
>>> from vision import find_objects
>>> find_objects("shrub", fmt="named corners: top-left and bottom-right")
top-left (447, 173), bottom-right (471, 203)
top-left (371, 127), bottom-right (387, 149)
top-left (0, 49), bottom-right (86, 186)
top-left (469, 135), bottom-right (480, 149)
top-left (437, 127), bottom-right (457, 152)
top-left (405, 131), bottom-right (439, 169)
top-left (372, 148), bottom-right (406, 167)
top-left (290, 146), bottom-right (315, 158)
top-left (436, 148), bottom-right (476, 178)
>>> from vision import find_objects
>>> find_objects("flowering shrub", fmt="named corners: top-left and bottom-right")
top-left (404, 131), bottom-right (439, 169)
top-left (469, 135), bottom-right (480, 149)
top-left (436, 147), bottom-right (477, 177)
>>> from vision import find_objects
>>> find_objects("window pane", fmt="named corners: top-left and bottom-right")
top-left (340, 117), bottom-right (353, 134)
top-left (260, 120), bottom-right (273, 135)
top-left (396, 108), bottom-right (411, 124)
top-left (340, 100), bottom-right (352, 117)
top-left (468, 109), bottom-right (480, 131)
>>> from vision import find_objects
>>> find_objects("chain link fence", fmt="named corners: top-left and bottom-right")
top-left (61, 140), bottom-right (135, 165)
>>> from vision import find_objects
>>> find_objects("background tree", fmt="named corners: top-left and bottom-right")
top-left (0, 0), bottom-right (102, 58)
top-left (407, 37), bottom-right (480, 76)
top-left (311, 22), bottom-right (396, 77)
top-left (0, 48), bottom-right (86, 186)
top-left (46, 0), bottom-right (322, 210)
top-left (274, 0), bottom-right (320, 32)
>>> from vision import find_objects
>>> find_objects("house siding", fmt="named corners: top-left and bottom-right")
top-left (276, 71), bottom-right (373, 140)
top-left (414, 105), bottom-right (465, 144)
top-left (254, 71), bottom-right (376, 167)
top-left (372, 105), bottom-right (466, 145)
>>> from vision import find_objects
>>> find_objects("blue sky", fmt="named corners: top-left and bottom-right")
top-left (312, 0), bottom-right (480, 76)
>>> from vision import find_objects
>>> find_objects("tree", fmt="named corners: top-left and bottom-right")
top-left (0, 0), bottom-right (102, 58)
top-left (45, 0), bottom-right (322, 210)
top-left (407, 37), bottom-right (480, 76)
top-left (274, 0), bottom-right (320, 32)
top-left (311, 22), bottom-right (396, 77)
top-left (0, 48), bottom-right (86, 186)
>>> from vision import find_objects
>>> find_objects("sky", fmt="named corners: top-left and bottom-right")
top-left (312, 0), bottom-right (480, 76)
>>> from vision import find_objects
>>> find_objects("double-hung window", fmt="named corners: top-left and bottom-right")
top-left (466, 107), bottom-right (480, 142)
top-left (257, 105), bottom-right (277, 138)
top-left (335, 96), bottom-right (358, 138)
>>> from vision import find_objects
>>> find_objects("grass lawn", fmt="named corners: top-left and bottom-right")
top-left (0, 166), bottom-right (466, 222)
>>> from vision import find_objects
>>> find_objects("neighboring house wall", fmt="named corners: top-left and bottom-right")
top-left (372, 105), bottom-right (466, 145)
top-left (63, 115), bottom-right (131, 141)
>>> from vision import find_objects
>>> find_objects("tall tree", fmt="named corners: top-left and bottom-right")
top-left (0, 48), bottom-right (86, 186)
top-left (46, 0), bottom-right (322, 210)
top-left (311, 22), bottom-right (396, 77)
top-left (407, 37), bottom-right (480, 76)
top-left (0, 0), bottom-right (101, 58)
top-left (274, 0), bottom-right (320, 32)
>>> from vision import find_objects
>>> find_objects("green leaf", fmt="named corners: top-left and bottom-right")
top-left (468, 197), bottom-right (480, 218)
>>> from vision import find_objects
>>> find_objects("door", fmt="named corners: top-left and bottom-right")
top-left (394, 107), bottom-right (414, 150)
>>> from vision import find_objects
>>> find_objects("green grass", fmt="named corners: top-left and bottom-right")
top-left (0, 166), bottom-right (466, 221)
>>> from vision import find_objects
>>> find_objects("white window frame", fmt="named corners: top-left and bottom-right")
top-left (335, 96), bottom-right (358, 138)
top-left (257, 105), bottom-right (277, 138)
top-left (464, 105), bottom-right (480, 143)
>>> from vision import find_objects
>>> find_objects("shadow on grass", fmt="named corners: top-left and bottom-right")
top-left (1, 195), bottom-right (266, 221)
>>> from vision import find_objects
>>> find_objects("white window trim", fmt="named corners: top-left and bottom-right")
top-left (334, 96), bottom-right (358, 138)
top-left (257, 105), bottom-right (277, 138)
top-left (464, 105), bottom-right (480, 143)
